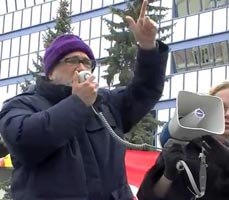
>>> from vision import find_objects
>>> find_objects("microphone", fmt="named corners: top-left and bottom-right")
top-left (78, 71), bottom-right (91, 83)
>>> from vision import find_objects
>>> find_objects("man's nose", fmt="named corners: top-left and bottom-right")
top-left (75, 62), bottom-right (85, 72)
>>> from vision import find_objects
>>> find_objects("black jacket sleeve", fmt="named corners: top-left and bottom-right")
top-left (109, 41), bottom-right (169, 132)
top-left (137, 154), bottom-right (167, 200)
top-left (0, 95), bottom-right (90, 165)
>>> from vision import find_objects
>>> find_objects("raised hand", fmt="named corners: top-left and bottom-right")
top-left (125, 0), bottom-right (158, 50)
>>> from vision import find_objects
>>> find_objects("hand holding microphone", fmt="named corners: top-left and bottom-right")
top-left (78, 71), bottom-right (91, 83)
top-left (72, 71), bottom-right (98, 106)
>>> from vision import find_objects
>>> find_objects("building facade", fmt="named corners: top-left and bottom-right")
top-left (0, 0), bottom-right (228, 135)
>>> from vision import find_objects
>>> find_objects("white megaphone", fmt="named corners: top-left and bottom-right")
top-left (160, 90), bottom-right (225, 147)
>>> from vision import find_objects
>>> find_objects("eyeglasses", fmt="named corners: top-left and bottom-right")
top-left (59, 56), bottom-right (96, 70)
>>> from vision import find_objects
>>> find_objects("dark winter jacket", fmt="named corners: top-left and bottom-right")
top-left (137, 139), bottom-right (229, 200)
top-left (0, 42), bottom-right (168, 200)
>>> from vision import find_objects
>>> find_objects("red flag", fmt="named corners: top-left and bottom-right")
top-left (125, 150), bottom-right (160, 198)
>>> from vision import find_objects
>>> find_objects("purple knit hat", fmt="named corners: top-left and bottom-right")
top-left (43, 34), bottom-right (95, 76)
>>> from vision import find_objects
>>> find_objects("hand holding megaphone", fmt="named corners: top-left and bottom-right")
top-left (162, 143), bottom-right (185, 180)
top-left (72, 71), bottom-right (98, 106)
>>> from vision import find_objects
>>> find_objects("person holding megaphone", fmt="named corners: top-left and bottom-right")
top-left (137, 81), bottom-right (229, 200)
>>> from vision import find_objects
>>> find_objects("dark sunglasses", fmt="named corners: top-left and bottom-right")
top-left (59, 56), bottom-right (96, 70)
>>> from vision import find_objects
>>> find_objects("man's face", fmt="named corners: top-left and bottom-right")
top-left (48, 51), bottom-right (93, 86)
top-left (215, 88), bottom-right (229, 139)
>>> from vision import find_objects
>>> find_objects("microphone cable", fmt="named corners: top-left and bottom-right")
top-left (91, 105), bottom-right (162, 151)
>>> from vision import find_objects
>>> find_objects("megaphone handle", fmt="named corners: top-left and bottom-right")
top-left (176, 160), bottom-right (184, 171)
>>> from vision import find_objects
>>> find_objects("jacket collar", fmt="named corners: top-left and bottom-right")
top-left (35, 75), bottom-right (103, 106)
top-left (35, 76), bottom-right (72, 105)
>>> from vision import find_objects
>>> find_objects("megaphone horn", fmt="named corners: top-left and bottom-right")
top-left (160, 90), bottom-right (225, 147)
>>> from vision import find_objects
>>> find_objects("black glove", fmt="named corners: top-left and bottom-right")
top-left (162, 142), bottom-right (185, 181)
top-left (202, 135), bottom-right (229, 169)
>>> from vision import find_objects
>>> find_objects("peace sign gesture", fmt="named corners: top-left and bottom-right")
top-left (125, 0), bottom-right (158, 50)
